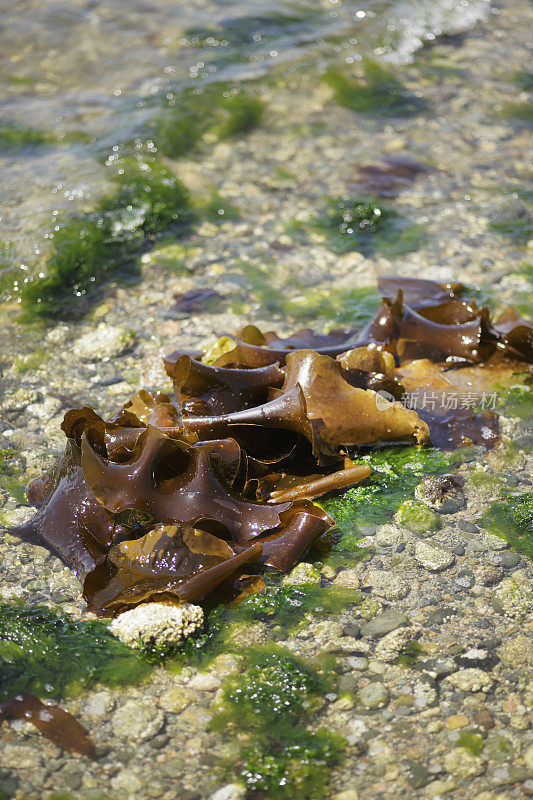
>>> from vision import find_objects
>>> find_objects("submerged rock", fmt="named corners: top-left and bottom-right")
top-left (395, 500), bottom-right (441, 534)
top-left (109, 601), bottom-right (204, 649)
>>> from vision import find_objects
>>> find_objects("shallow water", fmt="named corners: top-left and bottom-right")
top-left (0, 0), bottom-right (491, 278)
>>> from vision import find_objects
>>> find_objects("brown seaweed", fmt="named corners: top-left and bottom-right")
top-left (12, 274), bottom-right (533, 625)
top-left (0, 693), bottom-right (96, 758)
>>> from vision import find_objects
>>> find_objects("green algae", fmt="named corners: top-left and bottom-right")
top-left (481, 491), bottom-right (533, 558)
top-left (214, 646), bottom-right (344, 799)
top-left (286, 196), bottom-right (425, 256)
top-left (0, 125), bottom-right (52, 149)
top-left (499, 101), bottom-right (533, 122)
top-left (321, 446), bottom-right (465, 540)
top-left (0, 601), bottom-right (148, 700)
top-left (154, 85), bottom-right (264, 160)
top-left (233, 728), bottom-right (345, 799)
top-left (150, 583), bottom-right (360, 669)
top-left (455, 732), bottom-right (485, 757)
top-left (18, 148), bottom-right (192, 319)
top-left (214, 647), bottom-right (325, 728)
top-left (397, 640), bottom-right (423, 667)
top-left (201, 191), bottom-right (240, 223)
top-left (395, 500), bottom-right (441, 534)
top-left (496, 380), bottom-right (533, 420)
top-left (0, 447), bottom-right (28, 507)
top-left (323, 60), bottom-right (425, 116)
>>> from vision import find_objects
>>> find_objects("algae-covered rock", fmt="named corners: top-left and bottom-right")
top-left (498, 635), bottom-right (533, 668)
top-left (443, 747), bottom-right (485, 779)
top-left (282, 562), bottom-right (321, 586)
top-left (395, 500), bottom-right (441, 534)
top-left (415, 475), bottom-right (465, 513)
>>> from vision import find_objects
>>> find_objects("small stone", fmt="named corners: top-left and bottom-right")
top-left (226, 622), bottom-right (268, 648)
top-left (332, 791), bottom-right (359, 800)
top-left (419, 657), bottom-right (457, 678)
top-left (0, 744), bottom-right (43, 770)
top-left (188, 672), bottom-right (221, 691)
top-left (415, 475), bottom-right (465, 513)
top-left (395, 500), bottom-right (441, 534)
top-left (111, 700), bottom-right (164, 742)
top-left (446, 714), bottom-right (470, 730)
top-left (361, 568), bottom-right (410, 600)
top-left (374, 627), bottom-right (419, 663)
top-left (444, 748), bottom-right (485, 779)
top-left (358, 682), bottom-right (389, 709)
top-left (454, 568), bottom-right (475, 589)
top-left (160, 757), bottom-right (185, 779)
top-left (445, 668), bottom-right (493, 693)
top-left (333, 569), bottom-right (360, 589)
top-left (211, 653), bottom-right (241, 677)
top-left (208, 784), bottom-right (246, 800)
top-left (346, 656), bottom-right (368, 670)
top-left (480, 566), bottom-right (503, 587)
top-left (83, 691), bottom-right (115, 717)
top-left (111, 771), bottom-right (143, 794)
top-left (110, 602), bottom-right (204, 649)
top-left (159, 688), bottom-right (195, 713)
top-left (492, 550), bottom-right (521, 569)
top-left (492, 573), bottom-right (532, 619)
top-left (375, 524), bottom-right (403, 547)
top-left (415, 540), bottom-right (455, 571)
top-left (413, 675), bottom-right (438, 709)
top-left (360, 610), bottom-right (408, 637)
top-left (73, 325), bottom-right (135, 361)
top-left (282, 562), bottom-right (321, 585)
top-left (359, 597), bottom-right (383, 618)
top-left (474, 710), bottom-right (495, 730)
top-left (525, 744), bottom-right (533, 772)
top-left (456, 648), bottom-right (494, 669)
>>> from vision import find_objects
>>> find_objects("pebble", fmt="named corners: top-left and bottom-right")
top-left (414, 540), bottom-right (455, 571)
top-left (456, 648), bottom-right (494, 669)
top-left (446, 714), bottom-right (470, 730)
top-left (445, 668), bottom-right (493, 693)
top-left (358, 682), bottom-right (389, 709)
top-left (444, 748), bottom-right (486, 779)
top-left (374, 524), bottom-right (403, 548)
top-left (208, 784), bottom-right (246, 800)
top-left (159, 688), bottom-right (195, 713)
top-left (282, 561), bottom-right (321, 585)
top-left (360, 610), bottom-right (408, 637)
top-left (111, 700), bottom-right (164, 742)
top-left (360, 568), bottom-right (410, 600)
top-left (188, 672), bottom-right (221, 691)
top-left (83, 691), bottom-right (115, 717)
top-left (111, 771), bottom-right (143, 795)
top-left (491, 550), bottom-right (521, 569)
top-left (72, 325), bottom-right (135, 361)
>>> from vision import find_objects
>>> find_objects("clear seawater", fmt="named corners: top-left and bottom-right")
top-left (0, 0), bottom-right (490, 278)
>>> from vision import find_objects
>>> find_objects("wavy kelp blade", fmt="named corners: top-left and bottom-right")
top-left (169, 353), bottom-right (284, 414)
top-left (260, 504), bottom-right (334, 572)
top-left (0, 693), bottom-right (96, 758)
top-left (83, 525), bottom-right (264, 615)
top-left (11, 441), bottom-right (114, 580)
top-left (82, 426), bottom-right (291, 543)
top-left (398, 304), bottom-right (497, 363)
top-left (282, 349), bottom-right (429, 449)
top-left (377, 276), bottom-right (463, 308)
top-left (494, 307), bottom-right (533, 363)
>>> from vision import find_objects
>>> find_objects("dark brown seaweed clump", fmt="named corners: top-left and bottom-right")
top-left (10, 277), bottom-right (533, 619)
